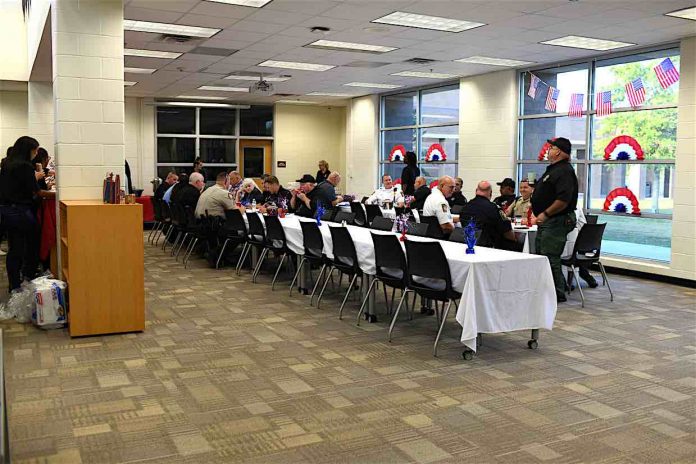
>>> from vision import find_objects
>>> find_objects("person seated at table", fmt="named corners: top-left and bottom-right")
top-left (448, 177), bottom-right (467, 208)
top-left (260, 175), bottom-right (292, 212)
top-left (410, 176), bottom-right (431, 210)
top-left (422, 176), bottom-right (459, 235)
top-left (195, 171), bottom-right (236, 218)
top-left (494, 177), bottom-right (517, 210)
top-left (171, 172), bottom-right (204, 209)
top-left (505, 179), bottom-right (533, 221)
top-left (290, 174), bottom-right (320, 218)
top-left (236, 178), bottom-right (264, 206)
top-left (155, 171), bottom-right (178, 201)
top-left (460, 181), bottom-right (520, 251)
top-left (227, 170), bottom-right (243, 198)
top-left (164, 172), bottom-right (187, 205)
top-left (366, 174), bottom-right (404, 207)
top-left (319, 171), bottom-right (343, 207)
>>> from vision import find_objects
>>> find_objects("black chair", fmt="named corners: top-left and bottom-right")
top-left (451, 204), bottom-right (465, 215)
top-left (420, 215), bottom-right (445, 239)
top-left (179, 206), bottom-right (212, 268)
top-left (243, 212), bottom-right (267, 280)
top-left (152, 199), bottom-right (172, 246)
top-left (168, 202), bottom-right (189, 256)
top-left (321, 207), bottom-right (337, 222)
top-left (561, 223), bottom-right (613, 308)
top-left (585, 214), bottom-right (599, 224)
top-left (365, 204), bottom-right (382, 225)
top-left (215, 209), bottom-right (247, 269)
top-left (449, 227), bottom-right (482, 244)
top-left (315, 226), bottom-right (362, 317)
top-left (256, 215), bottom-right (294, 289)
top-left (148, 198), bottom-right (164, 244)
top-left (404, 240), bottom-right (462, 357)
top-left (350, 202), bottom-right (368, 227)
top-left (334, 211), bottom-right (356, 224)
top-left (289, 221), bottom-right (327, 300)
top-left (370, 216), bottom-right (394, 231)
top-left (406, 222), bottom-right (428, 237)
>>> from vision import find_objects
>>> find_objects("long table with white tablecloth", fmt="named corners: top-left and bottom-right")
top-left (277, 214), bottom-right (556, 352)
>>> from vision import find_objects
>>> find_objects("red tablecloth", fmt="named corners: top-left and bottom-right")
top-left (38, 198), bottom-right (56, 261)
top-left (136, 196), bottom-right (154, 222)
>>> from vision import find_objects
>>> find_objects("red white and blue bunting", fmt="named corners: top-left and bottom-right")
top-left (389, 145), bottom-right (406, 162)
top-left (604, 135), bottom-right (644, 161)
top-left (603, 187), bottom-right (641, 215)
top-left (425, 143), bottom-right (447, 162)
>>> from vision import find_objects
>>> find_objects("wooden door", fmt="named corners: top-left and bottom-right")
top-left (239, 139), bottom-right (273, 187)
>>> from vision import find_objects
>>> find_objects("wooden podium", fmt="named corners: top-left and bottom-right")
top-left (60, 200), bottom-right (145, 336)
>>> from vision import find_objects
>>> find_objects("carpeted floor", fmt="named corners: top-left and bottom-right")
top-left (2, 239), bottom-right (695, 463)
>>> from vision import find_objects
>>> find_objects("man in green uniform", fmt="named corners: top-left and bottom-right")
top-left (531, 137), bottom-right (578, 303)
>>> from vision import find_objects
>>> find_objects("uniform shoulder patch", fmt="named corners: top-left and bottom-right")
top-left (441, 204), bottom-right (448, 213)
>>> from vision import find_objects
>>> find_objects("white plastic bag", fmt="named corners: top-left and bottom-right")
top-left (31, 276), bottom-right (67, 329)
top-left (0, 282), bottom-right (35, 323)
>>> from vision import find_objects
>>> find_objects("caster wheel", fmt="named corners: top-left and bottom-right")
top-left (528, 340), bottom-right (538, 350)
top-left (462, 350), bottom-right (474, 361)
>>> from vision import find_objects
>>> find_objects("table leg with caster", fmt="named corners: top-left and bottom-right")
top-left (528, 329), bottom-right (539, 349)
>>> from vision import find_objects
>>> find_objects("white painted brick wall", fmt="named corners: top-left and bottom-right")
top-left (345, 95), bottom-right (379, 197)
top-left (0, 91), bottom-right (28, 152)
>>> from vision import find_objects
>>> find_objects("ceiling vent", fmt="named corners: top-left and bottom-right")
top-left (345, 61), bottom-right (390, 68)
top-left (249, 77), bottom-right (274, 96)
top-left (160, 34), bottom-right (194, 44)
top-left (404, 57), bottom-right (437, 64)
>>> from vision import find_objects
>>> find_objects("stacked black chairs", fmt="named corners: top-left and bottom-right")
top-left (239, 212), bottom-right (266, 278)
top-left (420, 215), bottom-right (445, 239)
top-left (215, 209), bottom-right (247, 269)
top-left (334, 211), bottom-right (356, 224)
top-left (289, 221), bottom-right (327, 299)
top-left (370, 216), bottom-right (394, 231)
top-left (316, 226), bottom-right (362, 317)
top-left (261, 215), bottom-right (294, 290)
top-left (350, 202), bottom-right (368, 227)
top-left (561, 223), bottom-right (613, 308)
top-left (365, 204), bottom-right (382, 225)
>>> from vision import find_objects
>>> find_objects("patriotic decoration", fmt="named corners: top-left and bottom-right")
top-left (603, 187), bottom-right (641, 215)
top-left (389, 145), bottom-right (406, 162)
top-left (568, 93), bottom-right (584, 117)
top-left (595, 90), bottom-right (612, 117)
top-left (625, 78), bottom-right (645, 107)
top-left (654, 57), bottom-right (679, 89)
top-left (545, 87), bottom-right (559, 112)
top-left (315, 203), bottom-right (325, 226)
top-left (528, 74), bottom-right (541, 99)
top-left (537, 139), bottom-right (555, 161)
top-left (396, 214), bottom-right (410, 241)
top-left (425, 143), bottom-right (447, 162)
top-left (604, 135), bottom-right (644, 161)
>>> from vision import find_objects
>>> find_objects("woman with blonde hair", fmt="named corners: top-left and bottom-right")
top-left (236, 178), bottom-right (264, 205)
top-left (316, 160), bottom-right (330, 184)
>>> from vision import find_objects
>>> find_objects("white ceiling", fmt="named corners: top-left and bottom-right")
top-left (123, 0), bottom-right (696, 105)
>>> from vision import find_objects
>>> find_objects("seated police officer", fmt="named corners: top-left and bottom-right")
top-left (410, 176), bottom-right (431, 210)
top-left (422, 176), bottom-right (459, 235)
top-left (448, 177), bottom-right (467, 207)
top-left (460, 181), bottom-right (520, 251)
top-left (493, 177), bottom-right (517, 210)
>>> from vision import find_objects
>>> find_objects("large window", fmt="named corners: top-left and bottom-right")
top-left (380, 85), bottom-right (459, 187)
top-left (155, 105), bottom-right (273, 181)
top-left (518, 47), bottom-right (679, 262)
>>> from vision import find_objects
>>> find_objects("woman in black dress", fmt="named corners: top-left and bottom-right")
top-left (400, 151), bottom-right (420, 196)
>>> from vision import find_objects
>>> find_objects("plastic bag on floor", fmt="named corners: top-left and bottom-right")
top-left (0, 282), bottom-right (35, 323)
top-left (31, 276), bottom-right (67, 329)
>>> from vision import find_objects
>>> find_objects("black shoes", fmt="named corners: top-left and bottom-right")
top-left (557, 293), bottom-right (567, 303)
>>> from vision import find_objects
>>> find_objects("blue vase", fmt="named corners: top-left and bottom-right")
top-left (464, 219), bottom-right (477, 254)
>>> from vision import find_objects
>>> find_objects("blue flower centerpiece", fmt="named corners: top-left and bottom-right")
top-left (464, 219), bottom-right (477, 254)
top-left (315, 203), bottom-right (325, 226)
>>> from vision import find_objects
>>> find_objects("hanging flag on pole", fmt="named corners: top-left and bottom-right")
top-left (595, 90), bottom-right (612, 117)
top-left (544, 87), bottom-right (559, 112)
top-left (654, 57), bottom-right (679, 89)
top-left (625, 78), bottom-right (645, 107)
top-left (568, 93), bottom-right (584, 117)
top-left (528, 74), bottom-right (541, 99)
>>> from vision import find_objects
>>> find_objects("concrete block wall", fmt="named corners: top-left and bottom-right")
top-left (28, 82), bottom-right (54, 152)
top-left (0, 91), bottom-right (29, 153)
top-left (345, 95), bottom-right (379, 197)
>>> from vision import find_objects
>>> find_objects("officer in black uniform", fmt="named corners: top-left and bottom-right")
top-left (493, 178), bottom-right (517, 210)
top-left (531, 137), bottom-right (578, 302)
top-left (448, 177), bottom-right (468, 208)
top-left (459, 181), bottom-right (520, 251)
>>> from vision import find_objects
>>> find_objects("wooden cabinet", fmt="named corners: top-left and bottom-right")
top-left (60, 200), bottom-right (145, 336)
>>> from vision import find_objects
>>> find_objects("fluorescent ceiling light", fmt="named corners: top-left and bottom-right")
top-left (258, 60), bottom-right (335, 71)
top-left (198, 85), bottom-right (249, 92)
top-left (176, 95), bottom-right (228, 100)
top-left (206, 0), bottom-right (273, 7)
top-left (125, 67), bottom-right (156, 74)
top-left (372, 11), bottom-right (485, 33)
top-left (123, 19), bottom-right (220, 38)
top-left (306, 39), bottom-right (397, 54)
top-left (307, 92), bottom-right (354, 97)
top-left (541, 35), bottom-right (634, 51)
top-left (224, 75), bottom-right (290, 82)
top-left (455, 56), bottom-right (533, 67)
top-left (276, 100), bottom-right (317, 105)
top-left (665, 6), bottom-right (696, 21)
top-left (344, 82), bottom-right (403, 89)
top-left (124, 81), bottom-right (137, 86)
top-left (391, 70), bottom-right (458, 79)
top-left (124, 48), bottom-right (182, 59)
top-left (166, 102), bottom-right (237, 108)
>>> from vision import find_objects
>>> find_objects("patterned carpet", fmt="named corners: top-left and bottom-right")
top-left (2, 239), bottom-right (695, 463)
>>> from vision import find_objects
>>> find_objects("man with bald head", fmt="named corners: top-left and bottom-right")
top-left (422, 175), bottom-right (460, 234)
top-left (410, 176), bottom-right (431, 210)
top-left (460, 181), bottom-right (520, 251)
top-left (227, 170), bottom-right (243, 198)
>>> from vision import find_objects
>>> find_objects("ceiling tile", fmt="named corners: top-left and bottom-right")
top-left (124, 6), bottom-right (184, 23)
top-left (264, 0), bottom-right (341, 15)
top-left (128, 0), bottom-right (199, 13)
top-left (188, 1), bottom-right (258, 19)
top-left (176, 13), bottom-right (241, 29)
top-left (245, 9), bottom-right (315, 26)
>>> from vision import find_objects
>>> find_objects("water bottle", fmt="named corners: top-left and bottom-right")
top-left (252, 199), bottom-right (257, 211)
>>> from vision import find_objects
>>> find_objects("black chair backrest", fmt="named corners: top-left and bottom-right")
top-left (264, 215), bottom-right (287, 249)
top-left (350, 202), bottom-right (367, 226)
top-left (222, 208), bottom-right (247, 237)
top-left (370, 216), bottom-right (394, 231)
top-left (365, 204), bottom-right (382, 224)
top-left (449, 228), bottom-right (466, 243)
top-left (170, 202), bottom-right (187, 228)
top-left (184, 205), bottom-right (197, 227)
top-left (572, 223), bottom-right (606, 260)
top-left (371, 233), bottom-right (408, 284)
top-left (405, 240), bottom-right (453, 291)
top-left (321, 207), bottom-right (337, 222)
top-left (246, 212), bottom-right (266, 242)
top-left (299, 220), bottom-right (324, 259)
top-left (152, 198), bottom-right (163, 221)
top-left (406, 222), bottom-right (428, 237)
top-left (161, 201), bottom-right (172, 221)
top-left (360, 196), bottom-right (369, 204)
top-left (334, 211), bottom-right (356, 224)
top-left (420, 215), bottom-right (444, 239)
top-left (451, 204), bottom-right (465, 215)
top-left (585, 214), bottom-right (599, 224)
top-left (329, 226), bottom-right (359, 272)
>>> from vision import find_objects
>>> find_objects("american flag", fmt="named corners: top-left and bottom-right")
top-left (654, 57), bottom-right (679, 89)
top-left (568, 93), bottom-right (584, 117)
top-left (545, 86), bottom-right (559, 112)
top-left (625, 78), bottom-right (645, 107)
top-left (595, 90), bottom-right (612, 117)
top-left (528, 74), bottom-right (541, 99)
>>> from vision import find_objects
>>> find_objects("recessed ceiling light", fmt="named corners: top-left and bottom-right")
top-left (176, 95), bottom-right (228, 100)
top-left (344, 82), bottom-right (403, 89)
top-left (276, 100), bottom-right (317, 105)
top-left (307, 92), bottom-right (354, 97)
top-left (123, 19), bottom-right (220, 38)
top-left (258, 60), bottom-right (335, 72)
top-left (391, 70), bottom-right (458, 79)
top-left (306, 39), bottom-right (397, 54)
top-left (224, 75), bottom-right (291, 82)
top-left (206, 0), bottom-right (273, 7)
top-left (125, 67), bottom-right (156, 74)
top-left (455, 56), bottom-right (533, 67)
top-left (540, 35), bottom-right (635, 51)
top-left (371, 12), bottom-right (485, 33)
top-left (124, 48), bottom-right (182, 59)
top-left (198, 85), bottom-right (249, 92)
top-left (665, 6), bottom-right (696, 21)
top-left (124, 81), bottom-right (137, 86)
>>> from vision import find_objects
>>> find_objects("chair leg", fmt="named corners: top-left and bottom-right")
top-left (315, 266), bottom-right (332, 309)
top-left (184, 238), bottom-right (198, 268)
top-left (356, 277), bottom-right (377, 326)
top-left (147, 222), bottom-right (158, 243)
top-left (388, 289), bottom-right (409, 342)
top-left (236, 243), bottom-right (250, 275)
top-left (598, 262), bottom-right (613, 302)
top-left (289, 257), bottom-right (306, 296)
top-left (175, 233), bottom-right (190, 260)
top-left (571, 265), bottom-right (585, 308)
top-left (169, 231), bottom-right (183, 255)
top-left (310, 264), bottom-right (327, 306)
top-left (252, 248), bottom-right (269, 283)
top-left (338, 274), bottom-right (359, 319)
top-left (271, 253), bottom-right (287, 290)
top-left (215, 239), bottom-right (230, 269)
top-left (155, 224), bottom-right (168, 247)
top-left (433, 299), bottom-right (453, 357)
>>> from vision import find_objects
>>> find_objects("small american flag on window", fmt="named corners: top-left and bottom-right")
top-left (654, 57), bottom-right (679, 89)
top-left (568, 93), bottom-right (584, 118)
top-left (595, 90), bottom-right (612, 117)
top-left (544, 87), bottom-right (559, 112)
top-left (624, 78), bottom-right (645, 107)
top-left (528, 74), bottom-right (541, 99)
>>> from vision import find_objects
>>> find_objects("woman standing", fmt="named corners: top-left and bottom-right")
top-left (0, 136), bottom-right (41, 291)
top-left (400, 151), bottom-right (420, 196)
top-left (315, 160), bottom-right (330, 184)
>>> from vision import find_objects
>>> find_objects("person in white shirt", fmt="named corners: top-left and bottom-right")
top-left (366, 174), bottom-right (404, 206)
top-left (422, 176), bottom-right (460, 234)
top-left (195, 172), bottom-right (236, 218)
